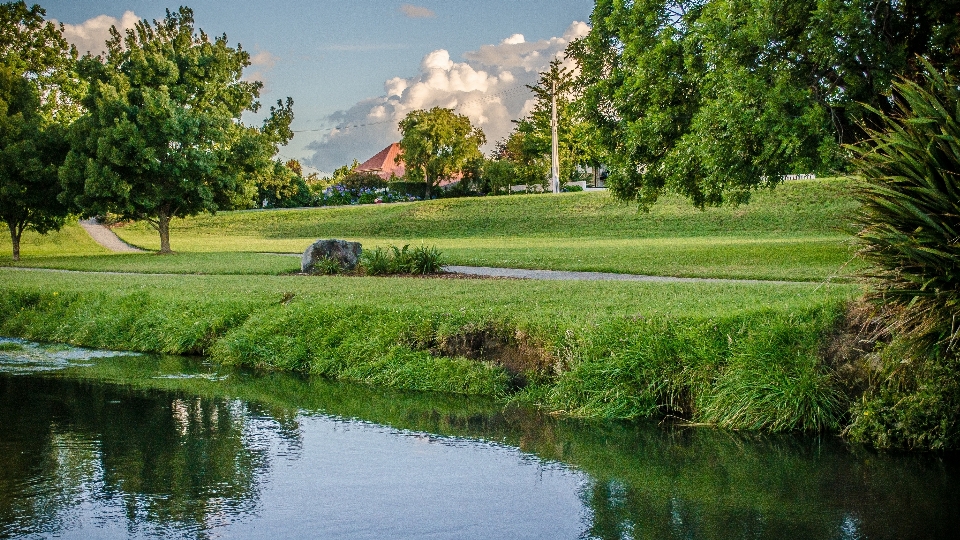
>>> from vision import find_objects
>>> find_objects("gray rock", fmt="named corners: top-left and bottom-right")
top-left (301, 239), bottom-right (362, 273)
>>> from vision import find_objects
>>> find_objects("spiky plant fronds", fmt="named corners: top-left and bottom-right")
top-left (854, 62), bottom-right (960, 359)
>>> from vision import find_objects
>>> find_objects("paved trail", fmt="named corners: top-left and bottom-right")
top-left (79, 219), bottom-right (145, 253)
top-left (442, 265), bottom-right (798, 285)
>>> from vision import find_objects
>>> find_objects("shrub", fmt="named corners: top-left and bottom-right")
top-left (410, 245), bottom-right (444, 274)
top-left (853, 62), bottom-right (960, 359)
top-left (847, 61), bottom-right (960, 449)
top-left (312, 256), bottom-right (341, 275)
top-left (360, 244), bottom-right (445, 275)
top-left (361, 247), bottom-right (392, 276)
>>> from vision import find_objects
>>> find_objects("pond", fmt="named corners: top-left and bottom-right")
top-left (1, 337), bottom-right (958, 539)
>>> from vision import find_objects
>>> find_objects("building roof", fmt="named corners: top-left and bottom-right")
top-left (357, 142), bottom-right (405, 180)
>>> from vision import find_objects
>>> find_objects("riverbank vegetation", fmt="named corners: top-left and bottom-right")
top-left (0, 269), bottom-right (856, 432)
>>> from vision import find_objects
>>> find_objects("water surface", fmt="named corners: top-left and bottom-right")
top-left (1, 338), bottom-right (958, 539)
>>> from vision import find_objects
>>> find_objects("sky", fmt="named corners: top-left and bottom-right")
top-left (41, 1), bottom-right (595, 175)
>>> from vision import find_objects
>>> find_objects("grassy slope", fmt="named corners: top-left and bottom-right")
top-left (0, 268), bottom-right (858, 429)
top-left (0, 222), bottom-right (110, 258)
top-left (103, 178), bottom-right (861, 281)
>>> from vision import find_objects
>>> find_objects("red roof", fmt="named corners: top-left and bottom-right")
top-left (357, 143), bottom-right (405, 180)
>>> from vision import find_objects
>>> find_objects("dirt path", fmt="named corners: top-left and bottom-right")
top-left (79, 219), bottom-right (146, 253)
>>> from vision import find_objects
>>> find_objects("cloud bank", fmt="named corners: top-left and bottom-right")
top-left (56, 11), bottom-right (140, 55)
top-left (305, 21), bottom-right (589, 172)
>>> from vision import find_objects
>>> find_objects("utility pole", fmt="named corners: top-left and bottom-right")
top-left (550, 77), bottom-right (560, 194)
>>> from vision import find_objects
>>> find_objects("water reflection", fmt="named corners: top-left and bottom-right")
top-left (0, 377), bottom-right (273, 538)
top-left (1, 340), bottom-right (958, 539)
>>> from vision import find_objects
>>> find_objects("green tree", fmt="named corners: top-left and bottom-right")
top-left (397, 107), bottom-right (485, 199)
top-left (60, 7), bottom-right (293, 253)
top-left (512, 59), bottom-right (602, 187)
top-left (571, 0), bottom-right (960, 208)
top-left (0, 1), bottom-right (78, 260)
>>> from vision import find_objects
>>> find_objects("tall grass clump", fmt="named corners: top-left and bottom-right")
top-left (540, 307), bottom-right (845, 431)
top-left (846, 62), bottom-right (960, 449)
top-left (361, 244), bottom-right (444, 275)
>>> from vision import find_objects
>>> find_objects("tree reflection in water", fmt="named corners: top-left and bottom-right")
top-left (0, 376), bottom-right (282, 537)
top-left (1, 348), bottom-right (959, 539)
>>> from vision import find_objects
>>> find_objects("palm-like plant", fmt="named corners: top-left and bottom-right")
top-left (854, 62), bottom-right (960, 360)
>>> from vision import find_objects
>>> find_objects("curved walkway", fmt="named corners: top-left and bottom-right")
top-left (442, 265), bottom-right (798, 285)
top-left (79, 219), bottom-right (145, 253)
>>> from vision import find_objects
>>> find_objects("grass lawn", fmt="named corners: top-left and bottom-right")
top-left (96, 178), bottom-right (862, 281)
top-left (0, 268), bottom-right (854, 324)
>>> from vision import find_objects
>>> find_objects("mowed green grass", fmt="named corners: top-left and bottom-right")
top-left (0, 222), bottom-right (110, 258)
top-left (107, 178), bottom-right (862, 281)
top-left (0, 268), bottom-right (854, 325)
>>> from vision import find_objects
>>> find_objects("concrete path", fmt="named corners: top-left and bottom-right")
top-left (79, 219), bottom-right (146, 253)
top-left (443, 265), bottom-right (797, 284)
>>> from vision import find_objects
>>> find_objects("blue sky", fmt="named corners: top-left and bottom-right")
top-left (43, 1), bottom-right (594, 174)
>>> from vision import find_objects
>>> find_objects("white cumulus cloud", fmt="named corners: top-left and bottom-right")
top-left (304, 21), bottom-right (590, 172)
top-left (55, 11), bottom-right (140, 56)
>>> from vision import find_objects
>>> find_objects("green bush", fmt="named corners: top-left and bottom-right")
top-left (312, 256), bottom-right (341, 275)
top-left (362, 247), bottom-right (393, 276)
top-left (409, 245), bottom-right (444, 274)
top-left (848, 62), bottom-right (960, 449)
top-left (360, 244), bottom-right (445, 275)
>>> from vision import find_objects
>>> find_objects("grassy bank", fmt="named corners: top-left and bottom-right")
top-left (0, 268), bottom-right (858, 430)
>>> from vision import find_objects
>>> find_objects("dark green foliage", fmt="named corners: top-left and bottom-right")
top-left (0, 2), bottom-right (76, 260)
top-left (257, 160), bottom-right (314, 209)
top-left (854, 63), bottom-right (960, 359)
top-left (361, 246), bottom-right (393, 275)
top-left (571, 0), bottom-right (960, 208)
top-left (311, 256), bottom-right (341, 275)
top-left (59, 7), bottom-right (293, 253)
top-left (361, 244), bottom-right (445, 275)
top-left (846, 64), bottom-right (960, 450)
top-left (846, 341), bottom-right (960, 450)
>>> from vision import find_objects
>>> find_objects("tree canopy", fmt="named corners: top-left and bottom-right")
top-left (570, 0), bottom-right (960, 208)
top-left (60, 7), bottom-right (293, 253)
top-left (0, 1), bottom-right (77, 260)
top-left (397, 107), bottom-right (485, 199)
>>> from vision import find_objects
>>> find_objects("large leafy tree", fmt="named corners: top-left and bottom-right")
top-left (571, 0), bottom-right (960, 208)
top-left (397, 107), bottom-right (485, 199)
top-left (0, 1), bottom-right (78, 260)
top-left (60, 7), bottom-right (293, 253)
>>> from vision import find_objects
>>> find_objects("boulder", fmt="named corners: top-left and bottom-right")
top-left (301, 239), bottom-right (362, 273)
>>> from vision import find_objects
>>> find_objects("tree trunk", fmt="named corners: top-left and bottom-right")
top-left (157, 210), bottom-right (173, 254)
top-left (8, 221), bottom-right (21, 261)
top-left (424, 167), bottom-right (433, 199)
